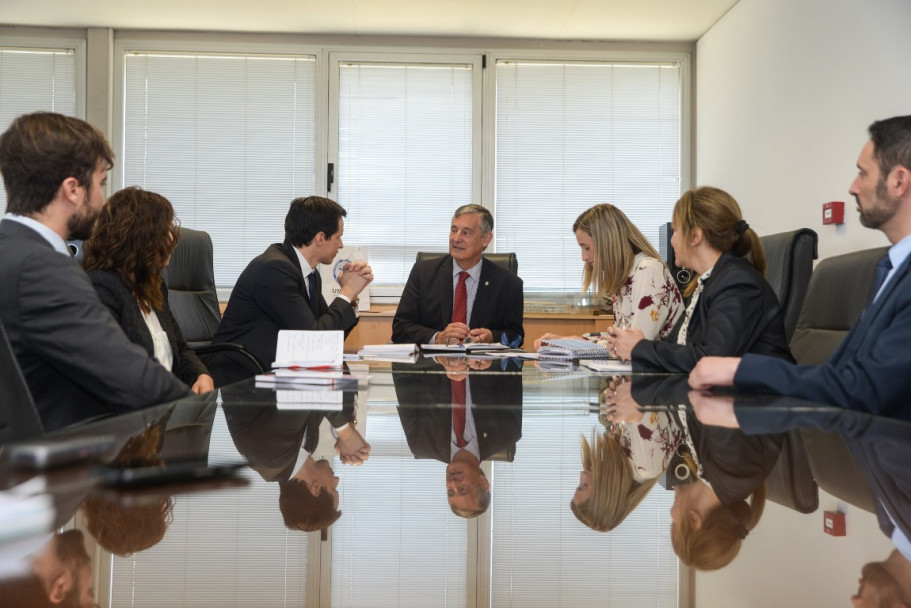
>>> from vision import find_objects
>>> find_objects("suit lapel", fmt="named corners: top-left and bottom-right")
top-left (838, 253), bottom-right (911, 360)
top-left (470, 259), bottom-right (492, 327)
top-left (438, 257), bottom-right (455, 326)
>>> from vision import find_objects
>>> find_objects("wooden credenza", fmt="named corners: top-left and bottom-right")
top-left (343, 305), bottom-right (614, 352)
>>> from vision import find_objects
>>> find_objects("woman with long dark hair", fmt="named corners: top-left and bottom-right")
top-left (83, 186), bottom-right (214, 393)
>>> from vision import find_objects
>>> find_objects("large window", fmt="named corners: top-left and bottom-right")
top-left (116, 43), bottom-right (685, 299)
top-left (495, 60), bottom-right (682, 294)
top-left (0, 45), bottom-right (79, 210)
top-left (330, 55), bottom-right (479, 291)
top-left (121, 50), bottom-right (318, 289)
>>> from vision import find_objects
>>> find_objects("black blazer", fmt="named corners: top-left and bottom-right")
top-left (632, 252), bottom-right (792, 373)
top-left (391, 255), bottom-right (524, 347)
top-left (221, 392), bottom-right (356, 482)
top-left (736, 406), bottom-right (911, 543)
top-left (735, 251), bottom-right (911, 414)
top-left (392, 359), bottom-right (523, 463)
top-left (213, 241), bottom-right (358, 370)
top-left (88, 270), bottom-right (208, 387)
top-left (687, 413), bottom-right (784, 506)
top-left (0, 221), bottom-right (190, 431)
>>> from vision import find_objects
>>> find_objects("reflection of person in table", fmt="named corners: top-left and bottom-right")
top-left (667, 394), bottom-right (782, 571)
top-left (392, 356), bottom-right (523, 518)
top-left (572, 376), bottom-right (684, 532)
top-left (223, 389), bottom-right (369, 532)
top-left (689, 392), bottom-right (911, 603)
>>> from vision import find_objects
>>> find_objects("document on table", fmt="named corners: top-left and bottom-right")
top-left (275, 389), bottom-right (344, 409)
top-left (420, 342), bottom-right (511, 353)
top-left (578, 359), bottom-right (632, 373)
top-left (272, 330), bottom-right (344, 368)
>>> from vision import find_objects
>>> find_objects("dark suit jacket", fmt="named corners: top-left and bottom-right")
top-left (735, 250), bottom-right (911, 414)
top-left (0, 220), bottom-right (190, 431)
top-left (222, 394), bottom-right (355, 482)
top-left (88, 270), bottom-right (209, 387)
top-left (632, 252), bottom-right (792, 373)
top-left (213, 241), bottom-right (358, 370)
top-left (392, 359), bottom-right (523, 462)
top-left (736, 406), bottom-right (911, 543)
top-left (391, 255), bottom-right (524, 347)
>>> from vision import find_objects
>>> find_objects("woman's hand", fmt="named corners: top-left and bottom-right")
top-left (606, 327), bottom-right (644, 361)
top-left (191, 374), bottom-right (215, 394)
top-left (600, 376), bottom-right (643, 423)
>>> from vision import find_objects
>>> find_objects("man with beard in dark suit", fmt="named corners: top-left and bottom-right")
top-left (0, 112), bottom-right (189, 430)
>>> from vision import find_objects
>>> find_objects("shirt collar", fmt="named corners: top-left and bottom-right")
top-left (888, 232), bottom-right (911, 273)
top-left (453, 258), bottom-right (483, 282)
top-left (2, 214), bottom-right (71, 256)
top-left (292, 246), bottom-right (316, 277)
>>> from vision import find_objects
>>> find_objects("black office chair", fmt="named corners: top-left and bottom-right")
top-left (164, 227), bottom-right (264, 384)
top-left (415, 251), bottom-right (518, 274)
top-left (0, 320), bottom-right (45, 445)
top-left (789, 246), bottom-right (888, 364)
top-left (787, 247), bottom-right (890, 514)
top-left (759, 228), bottom-right (818, 344)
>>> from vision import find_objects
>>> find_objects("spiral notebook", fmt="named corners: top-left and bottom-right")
top-left (538, 338), bottom-right (614, 360)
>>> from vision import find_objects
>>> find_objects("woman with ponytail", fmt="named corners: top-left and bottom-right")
top-left (669, 413), bottom-right (783, 571)
top-left (608, 186), bottom-right (792, 372)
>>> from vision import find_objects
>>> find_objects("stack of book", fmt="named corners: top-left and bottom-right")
top-left (537, 338), bottom-right (614, 362)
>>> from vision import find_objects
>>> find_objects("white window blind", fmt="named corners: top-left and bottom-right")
top-left (330, 413), bottom-right (468, 607)
top-left (496, 60), bottom-right (681, 294)
top-left (109, 407), bottom-right (311, 607)
top-left (491, 412), bottom-right (678, 607)
top-left (122, 51), bottom-right (317, 288)
top-left (336, 61), bottom-right (474, 287)
top-left (0, 46), bottom-right (77, 210)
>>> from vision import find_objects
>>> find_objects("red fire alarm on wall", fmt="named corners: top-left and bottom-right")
top-left (823, 510), bottom-right (846, 536)
top-left (823, 201), bottom-right (845, 225)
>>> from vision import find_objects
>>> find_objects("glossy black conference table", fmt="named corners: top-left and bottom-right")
top-left (1, 357), bottom-right (907, 608)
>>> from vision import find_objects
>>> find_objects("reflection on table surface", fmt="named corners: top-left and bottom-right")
top-left (1, 358), bottom-right (909, 607)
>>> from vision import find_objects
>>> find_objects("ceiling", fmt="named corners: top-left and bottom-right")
top-left (0, 0), bottom-right (740, 41)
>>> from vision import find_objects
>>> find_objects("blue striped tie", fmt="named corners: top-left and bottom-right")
top-left (867, 254), bottom-right (892, 306)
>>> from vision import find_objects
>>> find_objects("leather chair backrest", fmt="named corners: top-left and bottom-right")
top-left (415, 251), bottom-right (518, 275)
top-left (759, 228), bottom-right (818, 343)
top-left (0, 320), bottom-right (44, 444)
top-left (789, 246), bottom-right (889, 365)
top-left (163, 227), bottom-right (223, 346)
top-left (788, 246), bottom-right (888, 515)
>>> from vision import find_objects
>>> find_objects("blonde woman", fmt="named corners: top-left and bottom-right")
top-left (572, 377), bottom-right (684, 531)
top-left (535, 204), bottom-right (682, 349)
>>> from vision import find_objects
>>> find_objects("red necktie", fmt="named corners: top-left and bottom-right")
top-left (452, 379), bottom-right (467, 447)
top-left (453, 271), bottom-right (469, 324)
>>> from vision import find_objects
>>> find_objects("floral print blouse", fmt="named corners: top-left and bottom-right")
top-left (612, 411), bottom-right (685, 483)
top-left (611, 253), bottom-right (683, 340)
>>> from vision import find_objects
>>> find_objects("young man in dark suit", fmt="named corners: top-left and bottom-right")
top-left (392, 204), bottom-right (524, 347)
top-left (213, 196), bottom-right (373, 372)
top-left (690, 115), bottom-right (911, 415)
top-left (0, 112), bottom-right (190, 430)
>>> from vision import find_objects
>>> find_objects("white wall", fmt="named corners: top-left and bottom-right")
top-left (695, 0), bottom-right (911, 261)
top-left (695, 490), bottom-right (893, 607)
